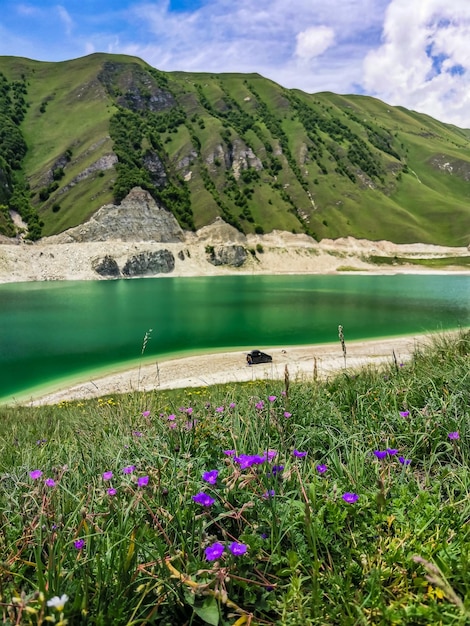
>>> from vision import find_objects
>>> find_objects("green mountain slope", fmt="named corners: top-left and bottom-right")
top-left (0, 53), bottom-right (469, 245)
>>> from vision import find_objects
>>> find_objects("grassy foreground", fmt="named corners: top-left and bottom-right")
top-left (0, 331), bottom-right (469, 625)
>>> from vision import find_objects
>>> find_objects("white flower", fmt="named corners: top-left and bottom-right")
top-left (47, 594), bottom-right (69, 612)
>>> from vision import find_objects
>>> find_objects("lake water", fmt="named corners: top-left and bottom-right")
top-left (0, 274), bottom-right (468, 402)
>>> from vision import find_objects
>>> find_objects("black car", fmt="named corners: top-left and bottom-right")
top-left (246, 350), bottom-right (273, 365)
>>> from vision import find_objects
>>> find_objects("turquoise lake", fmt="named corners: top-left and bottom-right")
top-left (0, 274), bottom-right (468, 402)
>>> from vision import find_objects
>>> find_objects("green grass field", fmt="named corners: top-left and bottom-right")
top-left (0, 330), bottom-right (469, 625)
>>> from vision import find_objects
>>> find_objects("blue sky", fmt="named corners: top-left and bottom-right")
top-left (1, 0), bottom-right (470, 127)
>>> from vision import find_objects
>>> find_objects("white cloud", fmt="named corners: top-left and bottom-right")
top-left (4, 0), bottom-right (470, 125)
top-left (295, 26), bottom-right (335, 61)
top-left (362, 0), bottom-right (470, 126)
top-left (57, 5), bottom-right (73, 36)
top-left (110, 0), bottom-right (384, 96)
top-left (16, 4), bottom-right (41, 17)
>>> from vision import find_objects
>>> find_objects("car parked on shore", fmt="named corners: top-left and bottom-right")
top-left (246, 350), bottom-right (273, 365)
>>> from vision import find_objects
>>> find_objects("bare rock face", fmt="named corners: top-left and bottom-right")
top-left (196, 217), bottom-right (247, 245)
top-left (55, 187), bottom-right (185, 243)
top-left (206, 245), bottom-right (247, 267)
top-left (92, 255), bottom-right (121, 277)
top-left (122, 250), bottom-right (175, 276)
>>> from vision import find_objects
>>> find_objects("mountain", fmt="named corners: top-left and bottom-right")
top-left (0, 52), bottom-right (469, 246)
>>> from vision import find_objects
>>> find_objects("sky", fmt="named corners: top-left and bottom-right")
top-left (1, 0), bottom-right (470, 128)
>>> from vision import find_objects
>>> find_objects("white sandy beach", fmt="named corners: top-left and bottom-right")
top-left (21, 333), bottom-right (437, 406)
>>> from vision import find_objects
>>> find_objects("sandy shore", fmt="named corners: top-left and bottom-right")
top-left (21, 333), bottom-right (436, 406)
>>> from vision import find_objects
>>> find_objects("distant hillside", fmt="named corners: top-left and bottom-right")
top-left (0, 52), bottom-right (469, 246)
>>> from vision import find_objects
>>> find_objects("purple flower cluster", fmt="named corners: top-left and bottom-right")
top-left (233, 450), bottom-right (277, 469)
top-left (372, 448), bottom-right (411, 465)
top-left (204, 541), bottom-right (248, 561)
top-left (29, 470), bottom-right (56, 487)
top-left (373, 449), bottom-right (398, 459)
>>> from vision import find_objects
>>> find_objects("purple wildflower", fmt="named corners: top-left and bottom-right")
top-left (293, 450), bottom-right (307, 458)
top-left (74, 539), bottom-right (85, 550)
top-left (373, 450), bottom-right (387, 460)
top-left (387, 449), bottom-right (398, 455)
top-left (45, 478), bottom-right (56, 488)
top-left (268, 395), bottom-right (277, 402)
top-left (399, 411), bottom-right (409, 418)
top-left (283, 411), bottom-right (292, 418)
top-left (107, 488), bottom-right (117, 496)
top-left (234, 454), bottom-right (264, 469)
top-left (132, 431), bottom-right (143, 437)
top-left (192, 492), bottom-right (215, 507)
top-left (142, 410), bottom-right (150, 417)
top-left (122, 465), bottom-right (136, 474)
top-left (255, 401), bottom-right (264, 410)
top-left (448, 432), bottom-right (460, 440)
top-left (262, 489), bottom-right (275, 499)
top-left (270, 465), bottom-right (284, 476)
top-left (229, 542), bottom-right (248, 556)
top-left (229, 402), bottom-right (236, 409)
top-left (342, 492), bottom-right (359, 504)
top-left (168, 414), bottom-right (176, 421)
top-left (215, 406), bottom-right (224, 413)
top-left (398, 456), bottom-right (411, 465)
top-left (186, 407), bottom-right (193, 415)
top-left (316, 464), bottom-right (328, 474)
top-left (29, 470), bottom-right (43, 480)
top-left (266, 450), bottom-right (277, 460)
top-left (102, 471), bottom-right (113, 480)
top-left (223, 449), bottom-right (236, 456)
top-left (137, 476), bottom-right (149, 487)
top-left (205, 542), bottom-right (224, 561)
top-left (202, 470), bottom-right (219, 485)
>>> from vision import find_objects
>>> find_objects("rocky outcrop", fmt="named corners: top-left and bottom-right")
top-left (122, 250), bottom-right (175, 276)
top-left (206, 245), bottom-right (247, 267)
top-left (142, 150), bottom-right (167, 186)
top-left (196, 217), bottom-right (247, 245)
top-left (428, 154), bottom-right (470, 181)
top-left (52, 187), bottom-right (185, 243)
top-left (92, 255), bottom-right (121, 277)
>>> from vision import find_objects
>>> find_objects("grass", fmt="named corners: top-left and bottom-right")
top-left (367, 255), bottom-right (470, 269)
top-left (0, 330), bottom-right (469, 625)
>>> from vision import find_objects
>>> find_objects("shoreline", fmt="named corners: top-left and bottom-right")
top-left (16, 333), bottom-right (439, 407)
top-left (1, 233), bottom-right (469, 284)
